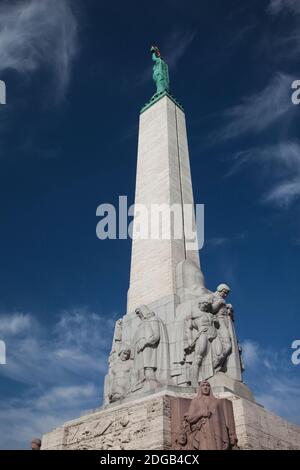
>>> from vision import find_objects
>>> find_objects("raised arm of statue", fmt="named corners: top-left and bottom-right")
top-left (151, 45), bottom-right (160, 61)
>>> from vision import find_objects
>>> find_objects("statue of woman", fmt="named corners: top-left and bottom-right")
top-left (184, 381), bottom-right (236, 450)
top-left (151, 45), bottom-right (170, 95)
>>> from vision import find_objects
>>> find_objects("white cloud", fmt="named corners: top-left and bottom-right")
top-left (227, 142), bottom-right (300, 208)
top-left (0, 308), bottom-right (116, 449)
top-left (0, 313), bottom-right (32, 335)
top-left (0, 384), bottom-right (99, 450)
top-left (263, 179), bottom-right (300, 207)
top-left (242, 339), bottom-right (300, 425)
top-left (217, 73), bottom-right (292, 140)
top-left (267, 0), bottom-right (300, 57)
top-left (163, 31), bottom-right (196, 69)
top-left (207, 233), bottom-right (247, 248)
top-left (268, 0), bottom-right (300, 15)
top-left (0, 0), bottom-right (78, 99)
top-left (242, 340), bottom-right (260, 368)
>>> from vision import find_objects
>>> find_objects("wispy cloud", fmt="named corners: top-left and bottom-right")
top-left (242, 339), bottom-right (300, 425)
top-left (0, 308), bottom-right (115, 449)
top-left (227, 142), bottom-right (300, 208)
top-left (216, 73), bottom-right (292, 140)
top-left (163, 31), bottom-right (196, 69)
top-left (0, 0), bottom-right (78, 99)
top-left (267, 0), bottom-right (300, 57)
top-left (0, 313), bottom-right (33, 336)
top-left (0, 384), bottom-right (98, 450)
top-left (207, 232), bottom-right (247, 248)
top-left (268, 0), bottom-right (300, 15)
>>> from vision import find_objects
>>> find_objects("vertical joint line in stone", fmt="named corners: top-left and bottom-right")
top-left (175, 105), bottom-right (187, 260)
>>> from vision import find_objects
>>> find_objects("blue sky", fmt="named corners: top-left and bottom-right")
top-left (0, 0), bottom-right (300, 449)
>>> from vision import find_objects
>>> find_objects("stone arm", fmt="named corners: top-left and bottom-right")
top-left (183, 316), bottom-right (193, 351)
top-left (211, 298), bottom-right (226, 314)
top-left (184, 400), bottom-right (211, 425)
top-left (226, 303), bottom-right (234, 321)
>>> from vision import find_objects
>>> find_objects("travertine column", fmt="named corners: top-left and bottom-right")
top-left (127, 95), bottom-right (202, 313)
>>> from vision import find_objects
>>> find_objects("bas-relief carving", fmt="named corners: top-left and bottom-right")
top-left (66, 413), bottom-right (132, 450)
top-left (171, 381), bottom-right (239, 450)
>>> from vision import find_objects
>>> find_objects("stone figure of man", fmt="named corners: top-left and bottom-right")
top-left (212, 284), bottom-right (233, 370)
top-left (131, 306), bottom-right (161, 391)
top-left (108, 345), bottom-right (132, 403)
top-left (184, 298), bottom-right (217, 386)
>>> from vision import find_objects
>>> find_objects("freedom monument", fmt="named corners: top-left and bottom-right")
top-left (42, 47), bottom-right (300, 450)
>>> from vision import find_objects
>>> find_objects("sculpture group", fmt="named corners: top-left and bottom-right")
top-left (105, 261), bottom-right (244, 404)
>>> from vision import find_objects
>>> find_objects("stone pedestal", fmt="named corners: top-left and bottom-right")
top-left (41, 389), bottom-right (300, 450)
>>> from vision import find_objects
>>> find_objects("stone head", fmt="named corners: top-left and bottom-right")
top-left (199, 380), bottom-right (211, 396)
top-left (135, 305), bottom-right (152, 321)
top-left (176, 428), bottom-right (187, 446)
top-left (119, 347), bottom-right (130, 361)
top-left (31, 438), bottom-right (41, 450)
top-left (198, 299), bottom-right (212, 312)
top-left (217, 283), bottom-right (230, 298)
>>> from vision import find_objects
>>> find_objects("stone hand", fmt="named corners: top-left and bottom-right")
top-left (137, 340), bottom-right (147, 353)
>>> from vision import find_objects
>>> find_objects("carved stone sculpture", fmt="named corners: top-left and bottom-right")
top-left (184, 298), bottom-right (218, 386)
top-left (173, 424), bottom-right (189, 450)
top-left (131, 305), bottom-right (168, 392)
top-left (108, 345), bottom-right (131, 403)
top-left (31, 438), bottom-right (41, 450)
top-left (174, 280), bottom-right (244, 385)
top-left (171, 381), bottom-right (238, 450)
top-left (212, 284), bottom-right (243, 381)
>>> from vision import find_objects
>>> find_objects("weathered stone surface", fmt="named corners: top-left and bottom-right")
top-left (41, 390), bottom-right (300, 450)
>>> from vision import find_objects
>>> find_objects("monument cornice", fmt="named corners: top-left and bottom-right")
top-left (140, 90), bottom-right (184, 114)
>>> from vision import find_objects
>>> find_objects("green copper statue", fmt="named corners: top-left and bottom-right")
top-left (140, 45), bottom-right (182, 113)
top-left (151, 45), bottom-right (170, 95)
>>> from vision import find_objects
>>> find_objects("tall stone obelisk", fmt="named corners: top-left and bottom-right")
top-left (127, 92), bottom-right (203, 313)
